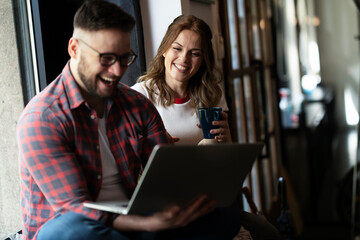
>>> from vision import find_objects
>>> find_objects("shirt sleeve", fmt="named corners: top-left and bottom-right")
top-left (136, 94), bottom-right (171, 162)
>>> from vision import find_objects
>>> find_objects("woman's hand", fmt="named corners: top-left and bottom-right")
top-left (165, 131), bottom-right (180, 144)
top-left (211, 111), bottom-right (232, 143)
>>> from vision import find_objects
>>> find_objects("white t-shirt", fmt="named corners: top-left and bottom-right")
top-left (131, 81), bottom-right (228, 145)
top-left (96, 117), bottom-right (128, 202)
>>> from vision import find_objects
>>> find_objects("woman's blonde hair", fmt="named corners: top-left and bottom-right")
top-left (137, 15), bottom-right (222, 108)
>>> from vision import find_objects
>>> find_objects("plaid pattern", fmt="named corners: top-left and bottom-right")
top-left (16, 62), bottom-right (169, 240)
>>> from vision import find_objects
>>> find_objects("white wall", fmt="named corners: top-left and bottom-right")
top-left (315, 0), bottom-right (359, 128)
top-left (140, 0), bottom-right (183, 65)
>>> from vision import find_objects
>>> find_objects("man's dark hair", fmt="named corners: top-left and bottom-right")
top-left (74, 0), bottom-right (135, 32)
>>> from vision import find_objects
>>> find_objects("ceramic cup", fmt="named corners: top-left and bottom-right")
top-left (198, 107), bottom-right (222, 139)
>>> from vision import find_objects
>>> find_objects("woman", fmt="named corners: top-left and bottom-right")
top-left (132, 15), bottom-right (231, 144)
top-left (132, 15), bottom-right (281, 239)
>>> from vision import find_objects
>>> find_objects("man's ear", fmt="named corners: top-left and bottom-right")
top-left (68, 38), bottom-right (79, 59)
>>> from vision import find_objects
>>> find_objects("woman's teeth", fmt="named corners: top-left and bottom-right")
top-left (175, 64), bottom-right (187, 71)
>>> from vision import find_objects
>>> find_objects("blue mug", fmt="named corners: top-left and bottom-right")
top-left (198, 107), bottom-right (222, 139)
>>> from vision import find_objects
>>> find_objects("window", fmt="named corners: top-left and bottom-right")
top-left (219, 0), bottom-right (280, 212)
top-left (14, 0), bottom-right (145, 104)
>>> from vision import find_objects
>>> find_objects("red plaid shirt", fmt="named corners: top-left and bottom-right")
top-left (16, 62), bottom-right (170, 239)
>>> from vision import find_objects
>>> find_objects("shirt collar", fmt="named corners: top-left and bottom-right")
top-left (174, 94), bottom-right (190, 104)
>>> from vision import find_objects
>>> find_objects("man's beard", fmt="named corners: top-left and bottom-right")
top-left (77, 56), bottom-right (107, 100)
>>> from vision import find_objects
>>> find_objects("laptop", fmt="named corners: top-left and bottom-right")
top-left (83, 143), bottom-right (264, 215)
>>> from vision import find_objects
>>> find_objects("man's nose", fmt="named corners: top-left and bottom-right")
top-left (107, 60), bottom-right (127, 76)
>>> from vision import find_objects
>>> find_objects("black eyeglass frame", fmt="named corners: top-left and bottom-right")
top-left (76, 38), bottom-right (137, 67)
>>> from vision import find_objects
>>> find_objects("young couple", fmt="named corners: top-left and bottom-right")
top-left (16, 1), bottom-right (280, 239)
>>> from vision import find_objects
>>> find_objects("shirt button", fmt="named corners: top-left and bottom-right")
top-left (97, 175), bottom-right (102, 180)
top-left (96, 145), bottom-right (100, 150)
top-left (90, 115), bottom-right (95, 120)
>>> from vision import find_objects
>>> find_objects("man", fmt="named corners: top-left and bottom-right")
top-left (17, 1), bottom-right (248, 239)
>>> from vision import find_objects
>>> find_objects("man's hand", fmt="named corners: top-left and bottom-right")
top-left (112, 195), bottom-right (215, 232)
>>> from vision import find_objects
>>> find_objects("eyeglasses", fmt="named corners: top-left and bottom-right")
top-left (76, 39), bottom-right (137, 67)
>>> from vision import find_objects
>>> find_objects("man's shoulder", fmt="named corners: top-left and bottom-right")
top-left (20, 77), bottom-right (69, 119)
top-left (115, 83), bottom-right (159, 120)
top-left (117, 82), bottom-right (151, 103)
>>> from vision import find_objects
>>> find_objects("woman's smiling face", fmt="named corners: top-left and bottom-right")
top-left (163, 29), bottom-right (203, 86)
